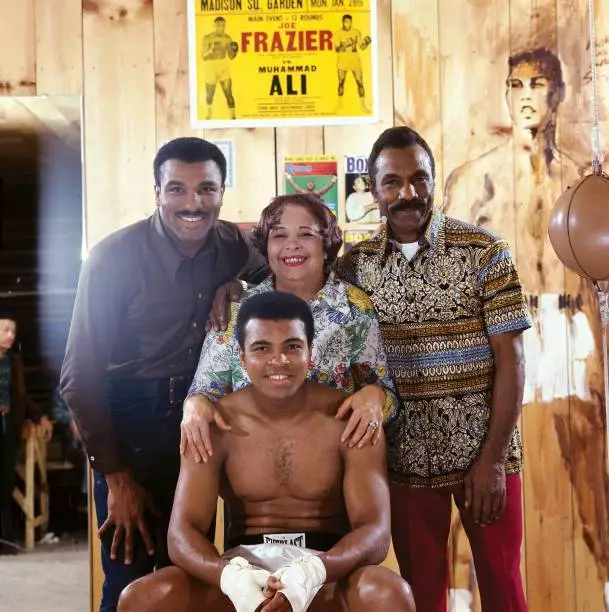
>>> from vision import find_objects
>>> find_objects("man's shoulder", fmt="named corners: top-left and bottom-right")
top-left (443, 215), bottom-right (507, 251)
top-left (307, 383), bottom-right (347, 417)
top-left (215, 219), bottom-right (247, 246)
top-left (86, 217), bottom-right (150, 265)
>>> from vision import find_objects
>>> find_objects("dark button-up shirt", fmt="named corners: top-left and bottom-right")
top-left (60, 211), bottom-right (269, 474)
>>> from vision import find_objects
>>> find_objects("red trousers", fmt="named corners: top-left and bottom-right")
top-left (390, 473), bottom-right (528, 612)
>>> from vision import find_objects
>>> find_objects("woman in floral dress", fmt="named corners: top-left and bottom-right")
top-left (180, 193), bottom-right (397, 463)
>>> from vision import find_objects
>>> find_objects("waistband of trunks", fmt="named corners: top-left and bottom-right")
top-left (226, 531), bottom-right (343, 552)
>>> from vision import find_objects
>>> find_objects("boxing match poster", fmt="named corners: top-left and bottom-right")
top-left (284, 156), bottom-right (339, 217)
top-left (187, 0), bottom-right (378, 128)
top-left (343, 229), bottom-right (375, 251)
top-left (343, 154), bottom-right (379, 225)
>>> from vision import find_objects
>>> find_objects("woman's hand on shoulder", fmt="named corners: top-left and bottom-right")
top-left (335, 384), bottom-right (385, 449)
top-left (180, 394), bottom-right (232, 462)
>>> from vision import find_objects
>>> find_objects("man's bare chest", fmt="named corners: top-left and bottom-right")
top-left (224, 426), bottom-right (343, 502)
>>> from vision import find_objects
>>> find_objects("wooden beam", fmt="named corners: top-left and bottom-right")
top-left (35, 0), bottom-right (83, 96)
top-left (82, 0), bottom-right (157, 247)
top-left (0, 0), bottom-right (36, 96)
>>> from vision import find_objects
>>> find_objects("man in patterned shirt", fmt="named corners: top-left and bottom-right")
top-left (338, 126), bottom-right (532, 612)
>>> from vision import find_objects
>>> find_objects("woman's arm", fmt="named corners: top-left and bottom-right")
top-left (188, 303), bottom-right (241, 401)
top-left (335, 287), bottom-right (399, 448)
top-left (181, 304), bottom-right (245, 462)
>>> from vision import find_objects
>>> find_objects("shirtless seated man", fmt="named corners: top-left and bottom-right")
top-left (118, 291), bottom-right (414, 612)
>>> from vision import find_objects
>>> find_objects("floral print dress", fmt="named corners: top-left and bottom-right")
top-left (189, 273), bottom-right (398, 423)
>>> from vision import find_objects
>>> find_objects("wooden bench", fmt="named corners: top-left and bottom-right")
top-left (11, 422), bottom-right (50, 549)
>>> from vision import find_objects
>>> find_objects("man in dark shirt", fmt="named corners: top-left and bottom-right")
top-left (60, 137), bottom-right (269, 611)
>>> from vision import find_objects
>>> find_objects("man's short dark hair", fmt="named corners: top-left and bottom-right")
top-left (214, 16), bottom-right (225, 23)
top-left (153, 137), bottom-right (227, 186)
top-left (368, 126), bottom-right (436, 184)
top-left (343, 14), bottom-right (352, 21)
top-left (236, 292), bottom-right (315, 349)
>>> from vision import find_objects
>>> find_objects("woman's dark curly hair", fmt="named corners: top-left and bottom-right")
top-left (252, 193), bottom-right (343, 265)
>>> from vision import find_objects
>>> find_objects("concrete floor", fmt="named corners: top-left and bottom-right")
top-left (0, 534), bottom-right (89, 612)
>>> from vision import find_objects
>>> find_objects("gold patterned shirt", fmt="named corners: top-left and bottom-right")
top-left (338, 208), bottom-right (532, 488)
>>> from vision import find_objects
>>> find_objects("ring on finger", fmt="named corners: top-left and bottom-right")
top-left (368, 420), bottom-right (380, 430)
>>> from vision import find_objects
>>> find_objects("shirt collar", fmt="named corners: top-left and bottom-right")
top-left (248, 272), bottom-right (348, 313)
top-left (383, 207), bottom-right (445, 256)
top-left (149, 210), bottom-right (218, 280)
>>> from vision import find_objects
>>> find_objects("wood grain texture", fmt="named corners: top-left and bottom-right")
top-left (35, 0), bottom-right (83, 95)
top-left (209, 127), bottom-right (277, 223)
top-left (557, 2), bottom-right (609, 611)
top-left (391, 0), bottom-right (444, 194)
top-left (152, 0), bottom-right (202, 144)
top-left (0, 0), bottom-right (36, 95)
top-left (82, 0), bottom-right (157, 248)
top-left (507, 2), bottom-right (576, 611)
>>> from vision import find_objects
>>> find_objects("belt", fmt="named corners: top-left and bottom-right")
top-left (226, 531), bottom-right (344, 552)
top-left (107, 376), bottom-right (191, 409)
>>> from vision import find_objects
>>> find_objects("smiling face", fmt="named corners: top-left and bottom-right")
top-left (507, 61), bottom-right (552, 130)
top-left (371, 145), bottom-right (435, 243)
top-left (155, 159), bottom-right (224, 252)
top-left (266, 203), bottom-right (326, 288)
top-left (240, 318), bottom-right (310, 400)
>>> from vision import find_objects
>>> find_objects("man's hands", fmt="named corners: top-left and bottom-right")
top-left (220, 557), bottom-right (272, 612)
top-left (258, 577), bottom-right (291, 611)
top-left (464, 457), bottom-right (506, 526)
top-left (263, 555), bottom-right (326, 612)
top-left (206, 280), bottom-right (243, 332)
top-left (335, 384), bottom-right (385, 448)
top-left (180, 394), bottom-right (231, 463)
top-left (98, 471), bottom-right (158, 565)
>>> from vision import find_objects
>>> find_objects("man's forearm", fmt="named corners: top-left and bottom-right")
top-left (60, 370), bottom-right (123, 473)
top-left (317, 525), bottom-right (389, 583)
top-left (167, 522), bottom-right (226, 588)
top-left (481, 340), bottom-right (525, 463)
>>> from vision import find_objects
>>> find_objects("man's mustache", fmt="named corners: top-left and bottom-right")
top-left (389, 198), bottom-right (427, 212)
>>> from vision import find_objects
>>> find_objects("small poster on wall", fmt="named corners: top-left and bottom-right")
top-left (343, 228), bottom-right (376, 251)
top-left (284, 156), bottom-right (339, 218)
top-left (187, 0), bottom-right (379, 129)
top-left (344, 155), bottom-right (379, 224)
top-left (208, 139), bottom-right (235, 188)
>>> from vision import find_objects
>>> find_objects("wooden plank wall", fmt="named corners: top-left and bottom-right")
top-left (1, 1), bottom-right (608, 610)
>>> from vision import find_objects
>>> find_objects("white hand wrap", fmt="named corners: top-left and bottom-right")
top-left (220, 556), bottom-right (271, 612)
top-left (272, 554), bottom-right (327, 612)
